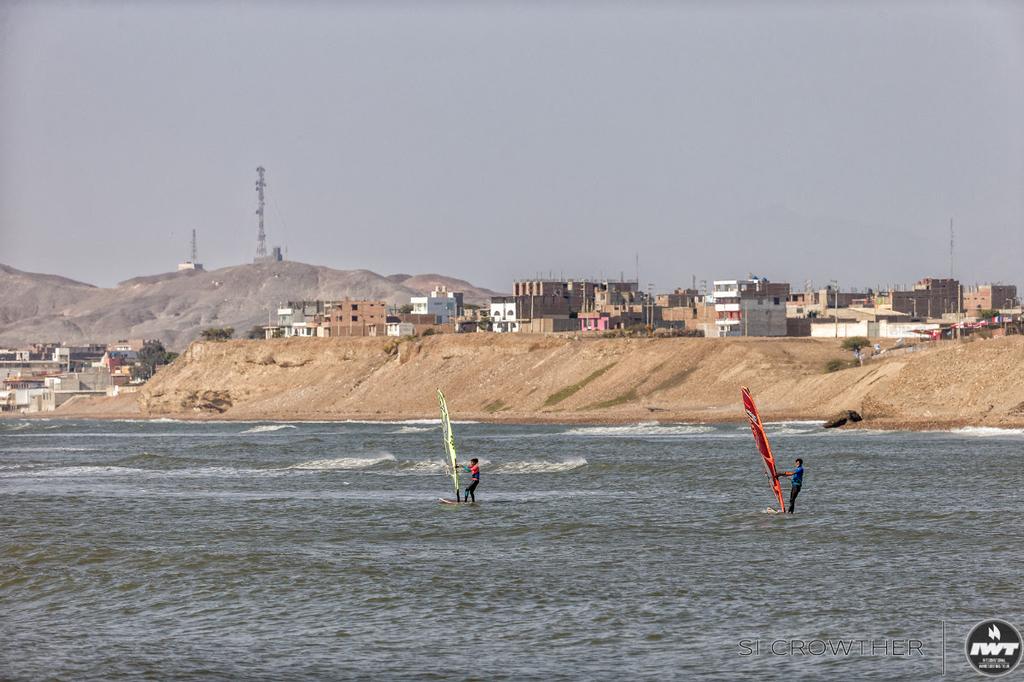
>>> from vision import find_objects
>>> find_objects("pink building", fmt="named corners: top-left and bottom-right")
top-left (580, 315), bottom-right (611, 332)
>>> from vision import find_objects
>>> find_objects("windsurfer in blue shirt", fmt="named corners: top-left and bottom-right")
top-left (776, 458), bottom-right (804, 513)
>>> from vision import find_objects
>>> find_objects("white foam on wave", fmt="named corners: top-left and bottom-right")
top-left (109, 417), bottom-right (187, 423)
top-left (289, 453), bottom-right (397, 470)
top-left (181, 466), bottom-right (284, 478)
top-left (384, 418), bottom-right (478, 425)
top-left (492, 457), bottom-right (588, 473)
top-left (563, 422), bottom-right (713, 437)
top-left (392, 425), bottom-right (437, 434)
top-left (0, 465), bottom-right (148, 478)
top-left (948, 426), bottom-right (1024, 438)
top-left (399, 460), bottom-right (447, 473)
top-left (766, 426), bottom-right (820, 436)
top-left (240, 424), bottom-right (298, 434)
top-left (342, 418), bottom-right (441, 425)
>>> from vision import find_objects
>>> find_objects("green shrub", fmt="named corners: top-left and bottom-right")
top-left (200, 327), bottom-right (234, 342)
top-left (824, 358), bottom-right (853, 373)
top-left (841, 336), bottom-right (870, 352)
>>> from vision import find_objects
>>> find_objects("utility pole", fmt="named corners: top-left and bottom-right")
top-left (647, 283), bottom-right (654, 334)
top-left (830, 280), bottom-right (839, 338)
top-left (957, 282), bottom-right (963, 341)
top-left (255, 166), bottom-right (267, 260)
top-left (950, 218), bottom-right (959, 340)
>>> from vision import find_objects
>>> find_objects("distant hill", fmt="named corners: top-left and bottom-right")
top-left (0, 261), bottom-right (504, 350)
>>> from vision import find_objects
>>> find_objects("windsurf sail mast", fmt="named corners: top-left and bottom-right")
top-left (741, 386), bottom-right (786, 512)
top-left (436, 389), bottom-right (460, 498)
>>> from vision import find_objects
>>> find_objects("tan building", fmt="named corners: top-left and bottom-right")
top-left (656, 288), bottom-right (700, 308)
top-left (267, 299), bottom-right (387, 338)
top-left (787, 288), bottom-right (868, 318)
top-left (513, 279), bottom-right (599, 318)
top-left (662, 302), bottom-right (716, 324)
top-left (963, 284), bottom-right (1018, 316)
top-left (324, 300), bottom-right (387, 337)
top-left (883, 278), bottom-right (961, 319)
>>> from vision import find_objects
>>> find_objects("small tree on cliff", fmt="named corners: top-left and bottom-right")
top-left (200, 327), bottom-right (234, 342)
top-left (135, 340), bottom-right (173, 380)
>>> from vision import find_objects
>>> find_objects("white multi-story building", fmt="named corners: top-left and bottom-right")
top-left (272, 305), bottom-right (321, 337)
top-left (711, 278), bottom-right (789, 337)
top-left (489, 297), bottom-right (519, 333)
top-left (386, 322), bottom-right (416, 337)
top-left (411, 286), bottom-right (463, 324)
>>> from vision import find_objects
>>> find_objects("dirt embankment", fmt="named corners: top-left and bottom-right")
top-left (50, 334), bottom-right (1024, 429)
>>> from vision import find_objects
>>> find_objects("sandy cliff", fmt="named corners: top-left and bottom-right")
top-left (56, 334), bottom-right (1024, 428)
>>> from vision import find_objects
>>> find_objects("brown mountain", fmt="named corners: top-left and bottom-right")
top-left (0, 261), bottom-right (503, 350)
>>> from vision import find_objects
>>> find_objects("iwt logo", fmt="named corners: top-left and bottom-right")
top-left (965, 619), bottom-right (1022, 676)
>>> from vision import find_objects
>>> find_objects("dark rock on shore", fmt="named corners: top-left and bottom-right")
top-left (824, 410), bottom-right (863, 429)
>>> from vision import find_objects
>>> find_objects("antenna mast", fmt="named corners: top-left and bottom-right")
top-left (949, 218), bottom-right (954, 280)
top-left (255, 166), bottom-right (267, 260)
top-left (190, 229), bottom-right (198, 263)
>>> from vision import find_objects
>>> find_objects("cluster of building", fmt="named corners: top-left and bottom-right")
top-left (263, 277), bottom-right (1021, 342)
top-left (0, 339), bottom-right (155, 413)
top-left (263, 287), bottom-right (465, 338)
top-left (4, 275), bottom-right (1016, 413)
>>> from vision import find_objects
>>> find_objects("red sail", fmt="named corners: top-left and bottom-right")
top-left (741, 387), bottom-right (786, 512)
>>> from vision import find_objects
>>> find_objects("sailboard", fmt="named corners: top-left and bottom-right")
top-left (741, 386), bottom-right (786, 512)
top-left (436, 388), bottom-right (461, 504)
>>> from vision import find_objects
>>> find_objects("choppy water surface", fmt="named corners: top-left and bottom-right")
top-left (1, 419), bottom-right (1022, 680)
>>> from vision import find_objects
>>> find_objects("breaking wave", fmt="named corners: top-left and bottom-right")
top-left (563, 423), bottom-right (713, 437)
top-left (289, 453), bottom-right (397, 470)
top-left (111, 418), bottom-right (187, 423)
top-left (0, 465), bottom-right (148, 478)
top-left (240, 424), bottom-right (298, 434)
top-left (397, 460), bottom-right (447, 473)
top-left (948, 427), bottom-right (1024, 438)
top-left (764, 423), bottom-right (822, 436)
top-left (392, 426), bottom-right (437, 434)
top-left (491, 457), bottom-right (588, 473)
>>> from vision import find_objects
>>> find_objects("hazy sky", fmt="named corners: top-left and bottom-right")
top-left (1, 1), bottom-right (1021, 293)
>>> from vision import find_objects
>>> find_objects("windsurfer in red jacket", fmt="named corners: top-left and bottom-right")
top-left (460, 458), bottom-right (480, 503)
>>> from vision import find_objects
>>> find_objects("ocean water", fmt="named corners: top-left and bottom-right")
top-left (1, 419), bottom-right (1022, 680)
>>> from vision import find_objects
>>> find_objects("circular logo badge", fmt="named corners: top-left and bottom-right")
top-left (965, 619), bottom-right (1022, 677)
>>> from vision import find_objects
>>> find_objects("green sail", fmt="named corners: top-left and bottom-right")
top-left (436, 389), bottom-right (460, 498)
